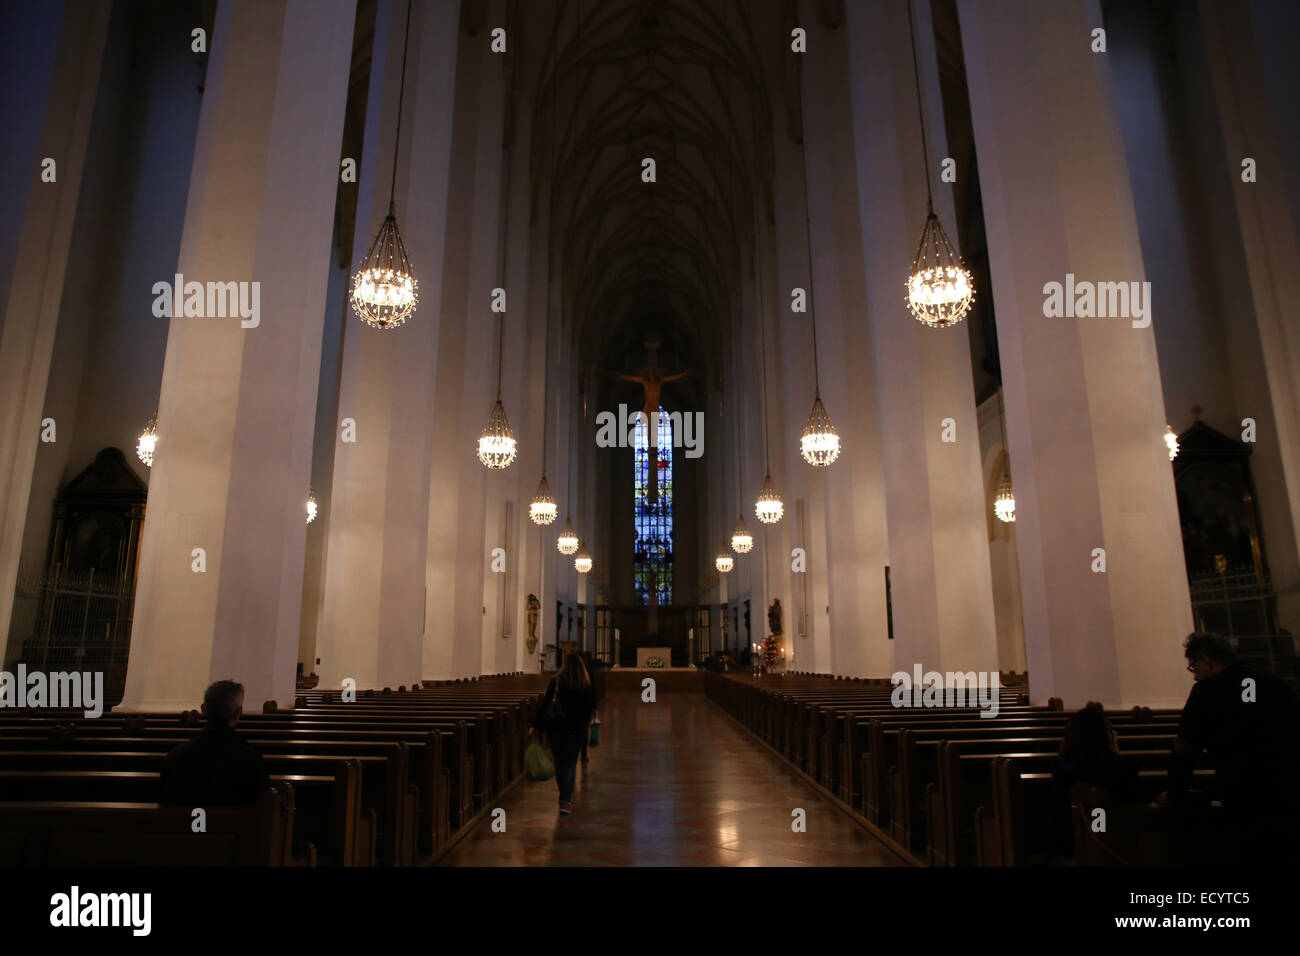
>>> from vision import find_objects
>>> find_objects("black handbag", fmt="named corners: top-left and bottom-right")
top-left (543, 687), bottom-right (567, 725)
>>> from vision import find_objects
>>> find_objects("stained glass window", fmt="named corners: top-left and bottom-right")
top-left (634, 407), bottom-right (672, 605)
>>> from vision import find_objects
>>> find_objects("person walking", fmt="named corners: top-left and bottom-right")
top-left (530, 653), bottom-right (598, 814)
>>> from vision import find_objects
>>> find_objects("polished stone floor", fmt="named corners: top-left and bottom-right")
top-left (438, 691), bottom-right (905, 866)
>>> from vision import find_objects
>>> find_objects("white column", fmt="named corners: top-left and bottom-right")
top-left (959, 0), bottom-right (1193, 706)
top-left (844, 0), bottom-right (999, 676)
top-left (0, 1), bottom-right (110, 647)
top-left (1199, 0), bottom-right (1300, 585)
top-left (315, 0), bottom-right (461, 692)
top-left (121, 0), bottom-right (355, 711)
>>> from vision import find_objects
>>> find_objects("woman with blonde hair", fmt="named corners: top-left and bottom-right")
top-left (530, 653), bottom-right (599, 814)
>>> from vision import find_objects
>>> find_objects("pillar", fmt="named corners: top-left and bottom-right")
top-left (120, 0), bottom-right (356, 711)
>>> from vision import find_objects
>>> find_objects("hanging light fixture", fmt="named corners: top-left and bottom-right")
top-left (731, 514), bottom-right (753, 555)
top-left (800, 396), bottom-right (839, 467)
top-left (306, 491), bottom-right (319, 525)
top-left (556, 517), bottom-right (579, 555)
top-left (904, 2), bottom-right (973, 329)
top-left (994, 474), bottom-right (1015, 523)
top-left (1164, 425), bottom-right (1180, 461)
top-left (992, 389), bottom-right (1015, 523)
top-left (796, 100), bottom-right (840, 467)
top-left (574, 542), bottom-right (592, 574)
top-left (351, 0), bottom-right (418, 330)
top-left (529, 41), bottom-right (561, 526)
top-left (715, 551), bottom-right (734, 574)
top-left (755, 472), bottom-right (784, 524)
top-left (477, 106), bottom-right (519, 469)
top-left (750, 204), bottom-right (784, 523)
top-left (477, 398), bottom-right (517, 468)
top-left (136, 413), bottom-right (158, 468)
top-left (529, 475), bottom-right (557, 525)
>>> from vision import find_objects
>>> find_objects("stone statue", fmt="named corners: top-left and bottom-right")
top-left (526, 593), bottom-right (540, 654)
top-left (768, 598), bottom-right (783, 637)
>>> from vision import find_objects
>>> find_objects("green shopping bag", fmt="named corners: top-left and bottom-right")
top-left (525, 740), bottom-right (554, 781)
top-left (588, 718), bottom-right (600, 747)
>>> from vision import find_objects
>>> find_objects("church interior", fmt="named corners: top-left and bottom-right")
top-left (1, 0), bottom-right (1298, 887)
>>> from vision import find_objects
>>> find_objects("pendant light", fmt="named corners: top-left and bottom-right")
top-left (556, 517), bottom-right (579, 555)
top-left (351, 0), bottom-right (419, 330)
top-left (993, 389), bottom-right (1015, 523)
top-left (752, 183), bottom-right (783, 523)
top-left (796, 96), bottom-right (840, 467)
top-left (478, 127), bottom-right (518, 469)
top-left (136, 413), bottom-right (158, 468)
top-left (530, 25), bottom-right (562, 523)
top-left (731, 514), bottom-right (753, 554)
top-left (1164, 425), bottom-right (1180, 461)
top-left (715, 552), bottom-right (735, 574)
top-left (306, 489), bottom-right (319, 525)
top-left (574, 541), bottom-right (592, 575)
top-left (904, 1), bottom-right (973, 329)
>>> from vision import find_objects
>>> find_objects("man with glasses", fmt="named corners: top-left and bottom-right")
top-left (1160, 633), bottom-right (1299, 862)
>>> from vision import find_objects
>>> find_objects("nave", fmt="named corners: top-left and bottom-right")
top-left (440, 690), bottom-right (902, 867)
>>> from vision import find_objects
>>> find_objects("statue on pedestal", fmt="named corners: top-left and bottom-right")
top-left (526, 594), bottom-right (540, 654)
top-left (768, 598), bottom-right (783, 637)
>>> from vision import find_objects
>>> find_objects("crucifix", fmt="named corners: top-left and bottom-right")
top-left (617, 336), bottom-right (692, 504)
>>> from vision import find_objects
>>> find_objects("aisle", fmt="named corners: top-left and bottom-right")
top-left (438, 690), bottom-right (905, 866)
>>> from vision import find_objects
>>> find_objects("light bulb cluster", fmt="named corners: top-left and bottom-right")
top-left (351, 214), bottom-right (419, 330)
top-left (730, 515), bottom-right (753, 555)
top-left (800, 396), bottom-right (840, 467)
top-left (136, 414), bottom-right (158, 468)
top-left (906, 212), bottom-right (974, 328)
top-left (574, 542), bottom-right (592, 574)
top-left (1164, 425), bottom-right (1180, 461)
top-left (306, 492), bottom-right (318, 524)
top-left (715, 552), bottom-right (734, 574)
top-left (755, 473), bottom-right (784, 524)
top-left (556, 518), bottom-right (579, 555)
top-left (993, 473), bottom-right (1015, 524)
top-left (477, 399), bottom-right (517, 469)
top-left (529, 476), bottom-right (557, 526)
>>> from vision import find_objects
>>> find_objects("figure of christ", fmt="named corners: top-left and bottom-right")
top-left (617, 339), bottom-right (692, 504)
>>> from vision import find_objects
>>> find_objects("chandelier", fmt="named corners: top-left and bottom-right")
top-left (993, 473), bottom-right (1015, 523)
top-left (350, 0), bottom-right (417, 330)
top-left (351, 212), bottom-right (418, 329)
top-left (1164, 425), bottom-right (1180, 461)
top-left (715, 552), bottom-right (734, 574)
top-left (556, 517), bottom-right (579, 555)
top-left (755, 471), bottom-right (784, 524)
top-left (477, 396), bottom-right (517, 469)
top-left (800, 394), bottom-right (840, 466)
top-left (574, 542), bottom-right (592, 574)
top-left (136, 414), bottom-right (158, 468)
top-left (796, 109), bottom-right (840, 468)
top-left (306, 491), bottom-right (318, 524)
top-left (907, 211), bottom-right (974, 328)
top-left (529, 474), bottom-right (557, 525)
top-left (903, 2), bottom-right (973, 329)
top-left (730, 515), bottom-right (753, 554)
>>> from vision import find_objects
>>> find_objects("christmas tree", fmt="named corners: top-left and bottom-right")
top-left (761, 634), bottom-right (780, 668)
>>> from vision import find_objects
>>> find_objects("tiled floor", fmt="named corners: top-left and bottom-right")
top-left (438, 691), bottom-right (906, 866)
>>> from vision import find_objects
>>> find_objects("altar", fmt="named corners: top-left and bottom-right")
top-left (635, 646), bottom-right (673, 669)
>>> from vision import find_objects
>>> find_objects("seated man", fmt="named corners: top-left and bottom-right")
top-left (159, 679), bottom-right (270, 807)
top-left (1162, 633), bottom-right (1300, 861)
